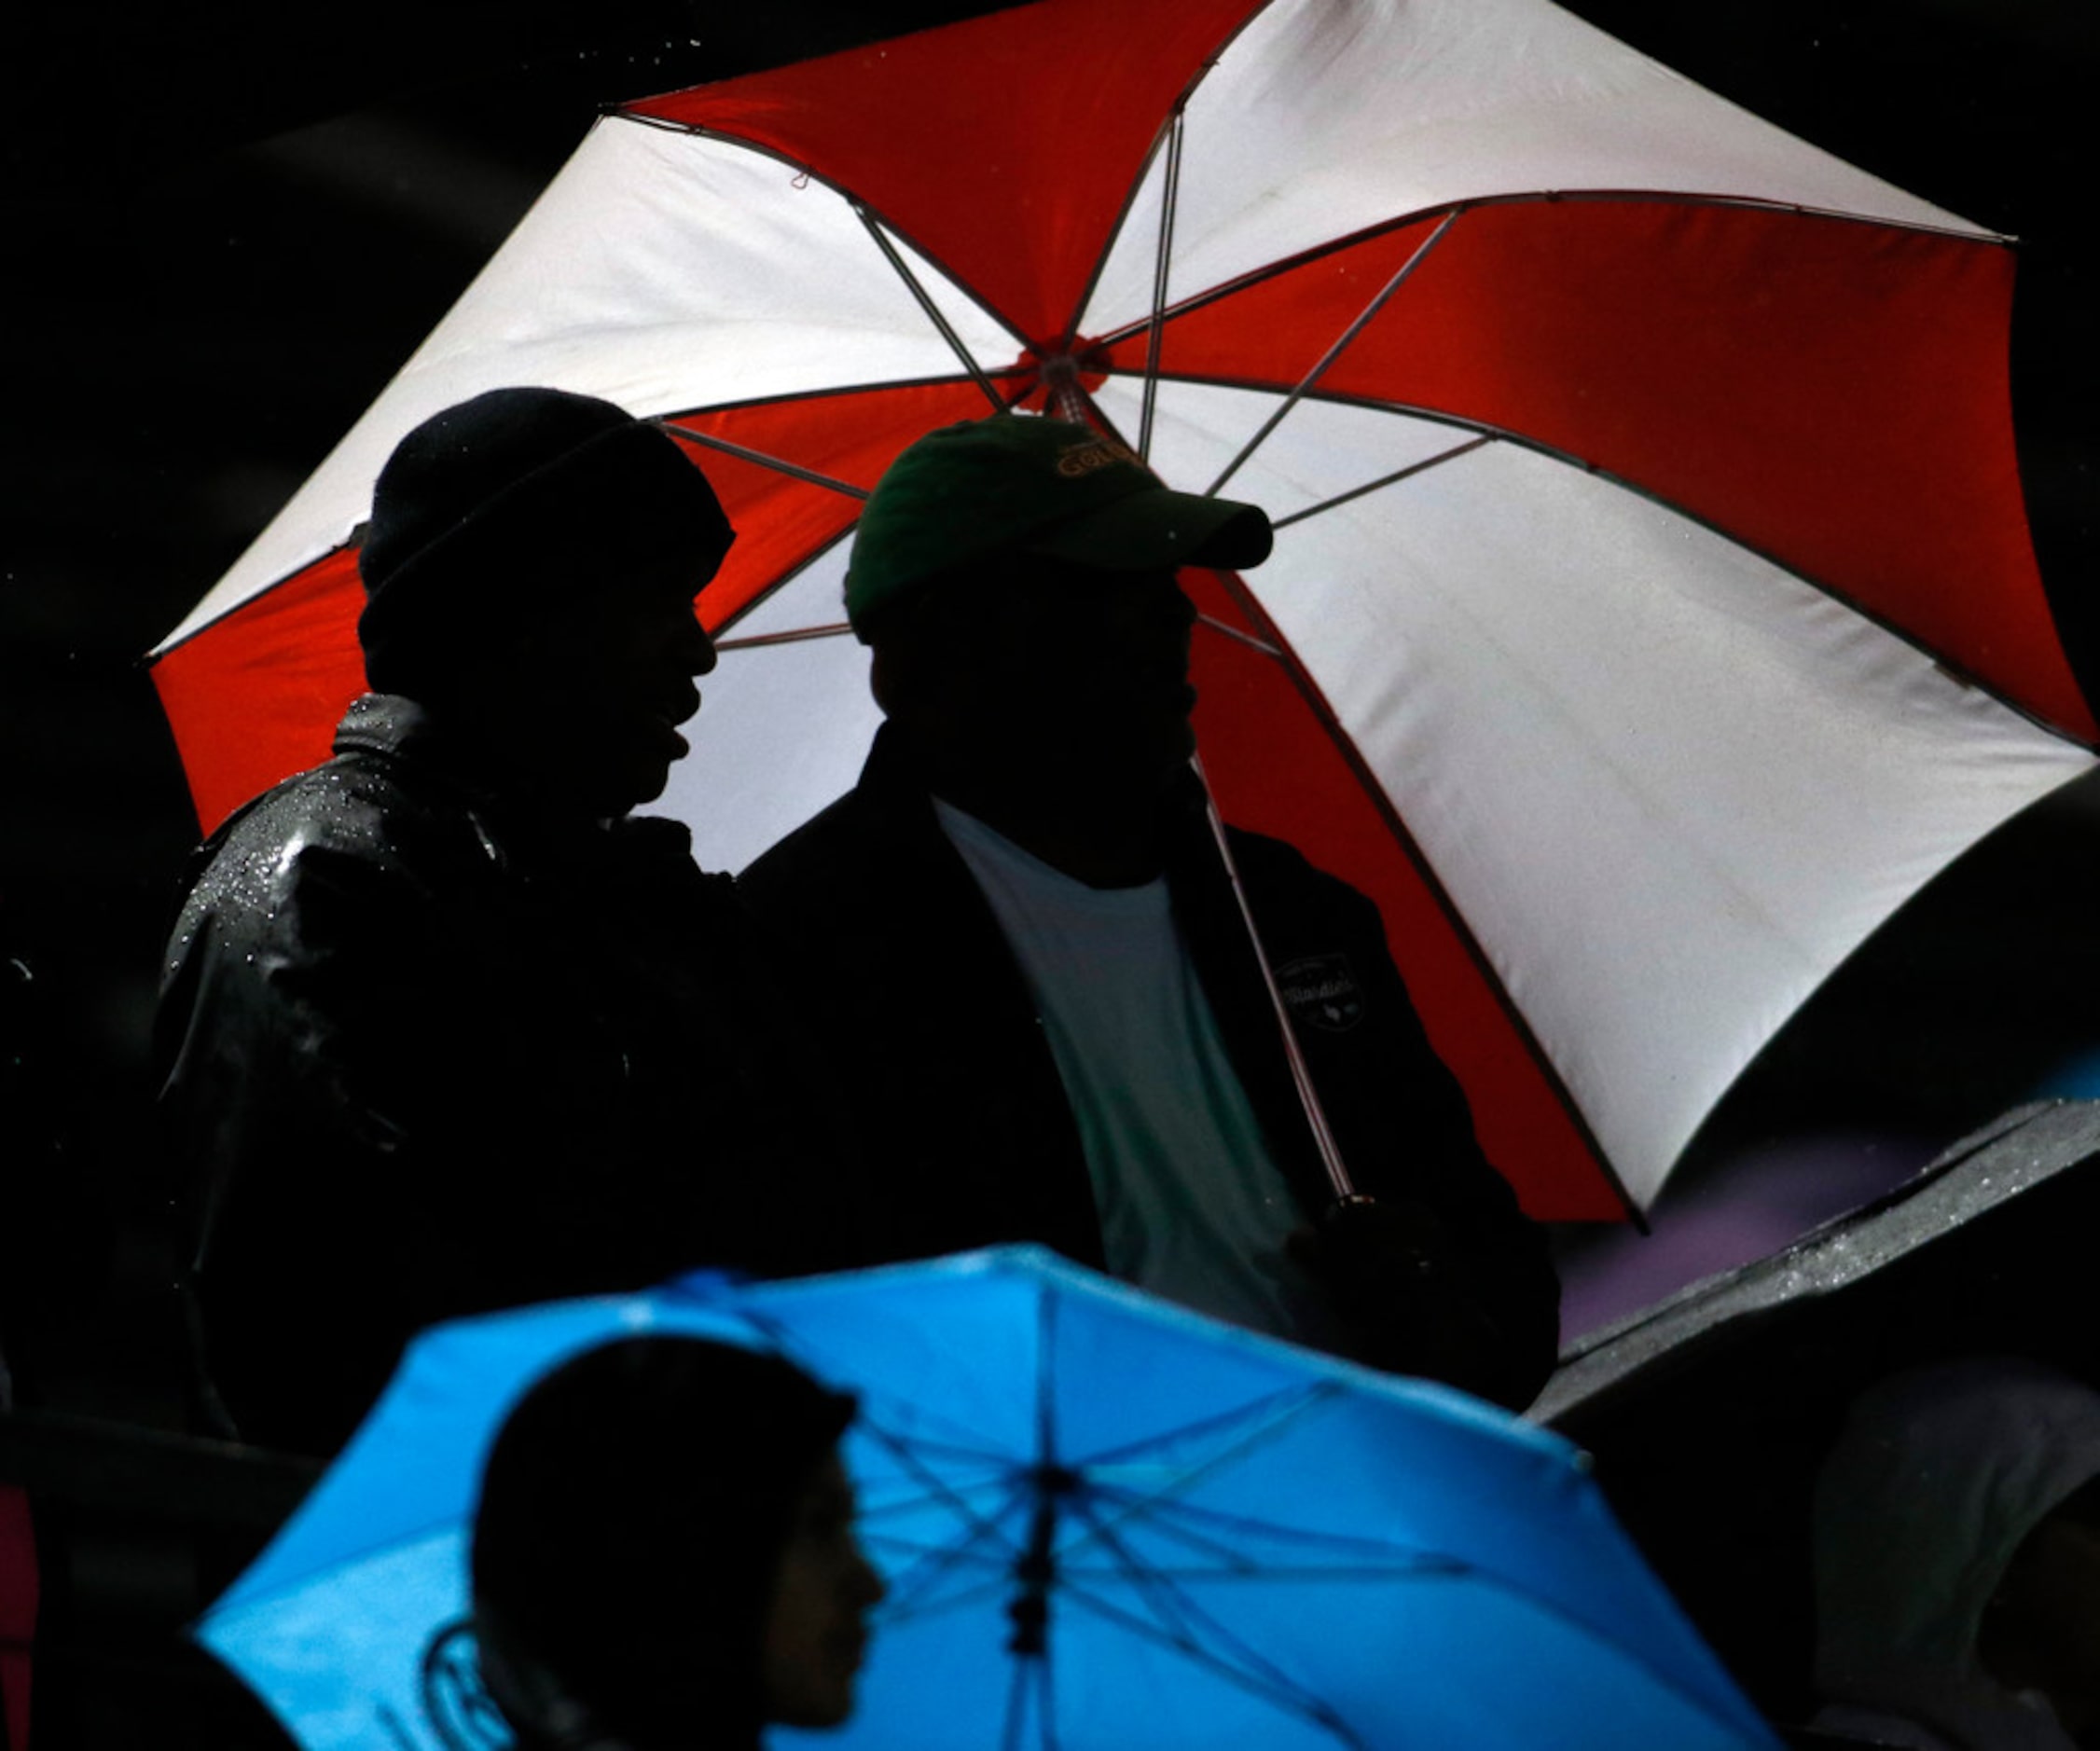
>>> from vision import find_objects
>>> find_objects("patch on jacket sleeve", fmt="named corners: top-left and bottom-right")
top-left (1276, 953), bottom-right (1365, 1032)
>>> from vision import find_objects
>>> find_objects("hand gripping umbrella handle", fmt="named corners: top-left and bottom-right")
top-left (1191, 753), bottom-right (1359, 1204)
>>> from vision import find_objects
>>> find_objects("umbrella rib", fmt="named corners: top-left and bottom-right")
top-left (861, 1414), bottom-right (1028, 1536)
top-left (1059, 1386), bottom-right (1364, 1567)
top-left (857, 1458), bottom-right (1022, 1507)
top-left (1001, 1640), bottom-right (1033, 1751)
top-left (859, 1478), bottom-right (1027, 1524)
top-left (859, 1424), bottom-right (1028, 1469)
top-left (1268, 435), bottom-right (1497, 531)
top-left (1035, 1288), bottom-right (1058, 1468)
top-left (864, 1535), bottom-right (1016, 1574)
top-left (1090, 189), bottom-right (2006, 360)
top-left (1204, 206), bottom-right (1464, 498)
top-left (1072, 1380), bottom-right (1334, 1471)
top-left (654, 421), bottom-right (869, 500)
top-left (875, 1573), bottom-right (1016, 1627)
top-left (878, 1546), bottom-right (1026, 1626)
top-left (855, 204), bottom-right (1009, 413)
top-left (872, 1474), bottom-right (1036, 1621)
top-left (1174, 525), bottom-right (1643, 1220)
top-left (1047, 0), bottom-right (1277, 355)
top-left (713, 621), bottom-right (854, 651)
top-left (1201, 748), bottom-right (1356, 1197)
top-left (1195, 611), bottom-right (1282, 656)
top-left (616, 112), bottom-right (1037, 352)
top-left (1137, 107), bottom-right (1186, 463)
top-left (1064, 1558), bottom-right (1470, 1583)
top-left (1074, 1493), bottom-right (1355, 1691)
top-left (1255, 382), bottom-right (2095, 754)
top-left (1067, 1498), bottom-right (1371, 1748)
top-left (1053, 1551), bottom-right (1369, 1749)
top-left (706, 517), bottom-right (851, 641)
top-left (851, 1417), bottom-right (1035, 1604)
top-left (1040, 1627), bottom-right (1060, 1751)
top-left (655, 367), bottom-right (1025, 427)
top-left (1081, 1482), bottom-right (1454, 1570)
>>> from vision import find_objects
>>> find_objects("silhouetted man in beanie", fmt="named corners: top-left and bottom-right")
top-left (159, 387), bottom-right (849, 1454)
top-left (740, 415), bottom-right (1558, 1407)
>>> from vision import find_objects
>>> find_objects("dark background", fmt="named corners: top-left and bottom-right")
top-left (1, 2), bottom-right (2095, 1744)
top-left (5, 0), bottom-right (2097, 1402)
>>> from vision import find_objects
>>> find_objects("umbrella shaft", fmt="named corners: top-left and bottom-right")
top-left (1191, 756), bottom-right (1357, 1200)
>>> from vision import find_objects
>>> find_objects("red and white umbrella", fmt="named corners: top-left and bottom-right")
top-left (149, 0), bottom-right (2094, 1220)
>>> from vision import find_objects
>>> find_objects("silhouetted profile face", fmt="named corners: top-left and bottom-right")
top-left (760, 1448), bottom-right (887, 1728)
top-left (472, 1337), bottom-right (863, 1748)
top-left (488, 561), bottom-right (720, 820)
top-left (877, 553), bottom-right (1200, 811)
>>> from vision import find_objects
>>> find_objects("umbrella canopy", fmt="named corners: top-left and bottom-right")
top-left (1532, 1097), bottom-right (2100, 1717)
top-left (148, 0), bottom-right (2094, 1218)
top-left (196, 1247), bottom-right (1778, 1750)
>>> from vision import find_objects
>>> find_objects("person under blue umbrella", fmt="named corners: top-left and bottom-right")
top-left (470, 1334), bottom-right (886, 1751)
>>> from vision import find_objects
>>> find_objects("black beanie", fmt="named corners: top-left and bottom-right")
top-left (357, 388), bottom-right (736, 697)
top-left (470, 1336), bottom-right (857, 1751)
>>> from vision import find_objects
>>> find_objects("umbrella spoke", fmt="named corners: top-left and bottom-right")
top-left (863, 1535), bottom-right (1015, 1573)
top-left (654, 421), bottom-right (869, 500)
top-left (1079, 1482), bottom-right (1453, 1574)
top-left (1001, 1637), bottom-right (1033, 1751)
top-left (856, 1470), bottom-right (1019, 1520)
top-left (1085, 1475), bottom-right (1457, 1562)
top-left (713, 621), bottom-right (853, 651)
top-left (848, 1416), bottom-right (1043, 1619)
top-left (1040, 1627), bottom-right (1061, 1751)
top-left (874, 1476), bottom-right (1036, 1621)
top-left (1053, 1564), bottom-right (1369, 1750)
top-left (1268, 434), bottom-right (1499, 531)
top-left (875, 1569), bottom-right (1022, 1629)
top-left (1063, 1560), bottom-right (1468, 1583)
top-left (1205, 206), bottom-right (1465, 499)
top-left (861, 1419), bottom-right (1029, 1528)
top-left (1137, 107), bottom-right (1186, 465)
top-left (1059, 1383), bottom-right (1344, 1556)
top-left (858, 1417), bottom-right (1029, 1471)
top-left (1195, 611), bottom-right (1282, 656)
top-left (1035, 1289), bottom-right (1059, 1467)
top-left (1071, 1379), bottom-right (1334, 1471)
top-left (854, 205), bottom-right (1009, 414)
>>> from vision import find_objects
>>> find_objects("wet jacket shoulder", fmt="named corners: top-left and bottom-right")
top-left (739, 724), bottom-right (1558, 1393)
top-left (157, 695), bottom-right (826, 1452)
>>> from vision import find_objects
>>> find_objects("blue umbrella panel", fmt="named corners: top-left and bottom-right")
top-left (198, 1247), bottom-right (1777, 1751)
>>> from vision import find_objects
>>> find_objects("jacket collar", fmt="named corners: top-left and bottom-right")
top-left (332, 693), bottom-right (697, 869)
top-left (333, 691), bottom-right (497, 800)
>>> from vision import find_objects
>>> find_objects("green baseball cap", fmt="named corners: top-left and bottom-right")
top-left (843, 414), bottom-right (1274, 634)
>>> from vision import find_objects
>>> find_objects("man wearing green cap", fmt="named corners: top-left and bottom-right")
top-left (739, 415), bottom-right (1557, 1407)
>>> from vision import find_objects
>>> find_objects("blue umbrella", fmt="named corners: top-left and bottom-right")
top-left (199, 1248), bottom-right (1776, 1750)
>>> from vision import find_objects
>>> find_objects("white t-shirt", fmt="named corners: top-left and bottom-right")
top-left (934, 798), bottom-right (1346, 1350)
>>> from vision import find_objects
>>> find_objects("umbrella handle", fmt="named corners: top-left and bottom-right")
top-left (1192, 753), bottom-right (1358, 1202)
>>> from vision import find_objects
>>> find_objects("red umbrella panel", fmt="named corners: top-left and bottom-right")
top-left (151, 0), bottom-right (2095, 1218)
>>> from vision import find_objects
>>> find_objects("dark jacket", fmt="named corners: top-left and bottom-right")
top-left (739, 725), bottom-right (1558, 1397)
top-left (157, 694), bottom-right (847, 1453)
